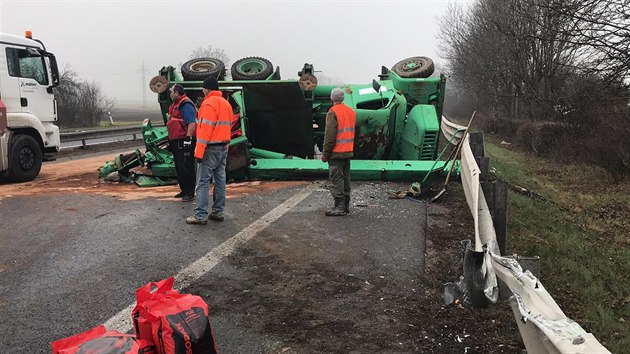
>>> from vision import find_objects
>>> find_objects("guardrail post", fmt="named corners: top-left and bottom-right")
top-left (469, 132), bottom-right (489, 181)
top-left (481, 181), bottom-right (507, 255)
top-left (482, 180), bottom-right (510, 300)
top-left (462, 240), bottom-right (489, 308)
top-left (81, 139), bottom-right (87, 150)
top-left (469, 132), bottom-right (485, 157)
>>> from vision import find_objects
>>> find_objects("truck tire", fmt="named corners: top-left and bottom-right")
top-left (231, 57), bottom-right (274, 80)
top-left (181, 58), bottom-right (225, 81)
top-left (8, 134), bottom-right (42, 182)
top-left (391, 56), bottom-right (434, 78)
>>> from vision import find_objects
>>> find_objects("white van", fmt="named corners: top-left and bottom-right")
top-left (0, 31), bottom-right (60, 181)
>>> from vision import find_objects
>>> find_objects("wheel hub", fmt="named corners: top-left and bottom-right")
top-left (190, 61), bottom-right (217, 72)
top-left (402, 61), bottom-right (421, 71)
top-left (239, 62), bottom-right (264, 74)
top-left (19, 147), bottom-right (34, 170)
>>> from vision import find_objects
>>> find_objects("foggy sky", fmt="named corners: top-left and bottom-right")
top-left (1, 0), bottom-right (463, 106)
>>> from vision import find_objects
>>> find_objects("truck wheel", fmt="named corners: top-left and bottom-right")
top-left (231, 57), bottom-right (274, 80)
top-left (181, 58), bottom-right (225, 81)
top-left (391, 56), bottom-right (434, 78)
top-left (8, 134), bottom-right (42, 182)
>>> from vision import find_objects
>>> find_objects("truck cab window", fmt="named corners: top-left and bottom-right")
top-left (5, 47), bottom-right (48, 85)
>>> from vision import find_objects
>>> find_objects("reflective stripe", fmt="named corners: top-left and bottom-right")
top-left (195, 91), bottom-right (233, 159)
top-left (337, 127), bottom-right (355, 134)
top-left (197, 138), bottom-right (228, 145)
top-left (336, 138), bottom-right (354, 143)
top-left (199, 120), bottom-right (232, 127)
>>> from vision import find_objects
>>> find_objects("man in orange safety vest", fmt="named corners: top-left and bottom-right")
top-left (321, 87), bottom-right (356, 216)
top-left (186, 76), bottom-right (232, 225)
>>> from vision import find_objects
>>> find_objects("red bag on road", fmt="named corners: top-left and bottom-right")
top-left (132, 277), bottom-right (218, 354)
top-left (52, 325), bottom-right (152, 354)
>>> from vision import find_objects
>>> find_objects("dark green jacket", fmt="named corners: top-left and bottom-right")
top-left (322, 109), bottom-right (354, 160)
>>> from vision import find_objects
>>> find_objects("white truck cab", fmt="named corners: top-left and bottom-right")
top-left (0, 31), bottom-right (60, 181)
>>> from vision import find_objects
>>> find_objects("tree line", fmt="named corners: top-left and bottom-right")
top-left (54, 66), bottom-right (114, 128)
top-left (439, 0), bottom-right (630, 180)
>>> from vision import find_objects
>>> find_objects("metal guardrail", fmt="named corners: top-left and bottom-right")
top-left (60, 124), bottom-right (163, 149)
top-left (441, 116), bottom-right (610, 353)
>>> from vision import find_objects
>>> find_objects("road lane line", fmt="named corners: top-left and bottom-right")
top-left (104, 184), bottom-right (316, 333)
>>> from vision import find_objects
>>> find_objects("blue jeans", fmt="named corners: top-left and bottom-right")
top-left (194, 144), bottom-right (227, 219)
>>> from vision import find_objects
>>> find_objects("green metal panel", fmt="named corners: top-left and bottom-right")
top-left (250, 147), bottom-right (303, 159)
top-left (248, 158), bottom-right (449, 181)
top-left (134, 175), bottom-right (178, 187)
top-left (399, 105), bottom-right (440, 160)
top-left (389, 72), bottom-right (442, 106)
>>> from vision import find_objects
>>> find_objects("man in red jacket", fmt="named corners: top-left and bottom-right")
top-left (167, 84), bottom-right (196, 202)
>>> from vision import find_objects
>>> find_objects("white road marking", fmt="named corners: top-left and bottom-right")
top-left (104, 184), bottom-right (316, 332)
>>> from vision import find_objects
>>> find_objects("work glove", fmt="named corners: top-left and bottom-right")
top-left (321, 155), bottom-right (327, 163)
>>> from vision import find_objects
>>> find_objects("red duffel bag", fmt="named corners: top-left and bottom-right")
top-left (52, 325), bottom-right (152, 354)
top-left (132, 277), bottom-right (218, 354)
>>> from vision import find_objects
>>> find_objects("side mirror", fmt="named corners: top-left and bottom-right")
top-left (372, 79), bottom-right (385, 108)
top-left (46, 53), bottom-right (60, 87)
top-left (372, 79), bottom-right (381, 93)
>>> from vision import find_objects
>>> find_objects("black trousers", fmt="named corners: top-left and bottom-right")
top-left (171, 139), bottom-right (196, 197)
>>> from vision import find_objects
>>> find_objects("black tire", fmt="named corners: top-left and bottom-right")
top-left (231, 57), bottom-right (274, 80)
top-left (8, 134), bottom-right (42, 182)
top-left (181, 58), bottom-right (225, 81)
top-left (391, 56), bottom-right (434, 78)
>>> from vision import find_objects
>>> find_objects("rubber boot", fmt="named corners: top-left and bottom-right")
top-left (344, 195), bottom-right (350, 214)
top-left (325, 197), bottom-right (346, 216)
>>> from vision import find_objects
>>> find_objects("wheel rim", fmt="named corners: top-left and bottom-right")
top-left (19, 146), bottom-right (34, 170)
top-left (190, 60), bottom-right (217, 72)
top-left (237, 59), bottom-right (266, 75)
top-left (400, 59), bottom-right (424, 72)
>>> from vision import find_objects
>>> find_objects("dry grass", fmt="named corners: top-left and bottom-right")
top-left (485, 137), bottom-right (630, 351)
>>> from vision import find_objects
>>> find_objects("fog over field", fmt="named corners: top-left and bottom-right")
top-left (0, 0), bottom-right (456, 106)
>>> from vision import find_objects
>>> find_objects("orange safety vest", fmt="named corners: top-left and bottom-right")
top-left (329, 103), bottom-right (356, 153)
top-left (194, 90), bottom-right (233, 159)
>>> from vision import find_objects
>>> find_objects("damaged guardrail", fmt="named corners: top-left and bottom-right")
top-left (441, 116), bottom-right (610, 353)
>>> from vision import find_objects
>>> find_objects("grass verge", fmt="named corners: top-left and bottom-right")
top-left (485, 139), bottom-right (630, 351)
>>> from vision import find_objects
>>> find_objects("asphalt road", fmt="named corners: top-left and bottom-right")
top-left (0, 153), bottom-right (428, 353)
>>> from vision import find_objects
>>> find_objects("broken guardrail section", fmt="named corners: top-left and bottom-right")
top-left (441, 116), bottom-right (610, 354)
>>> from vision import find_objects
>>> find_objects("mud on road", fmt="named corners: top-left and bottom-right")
top-left (0, 150), bottom-right (520, 353)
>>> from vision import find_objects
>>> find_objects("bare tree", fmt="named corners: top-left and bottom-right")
top-left (55, 65), bottom-right (115, 128)
top-left (189, 45), bottom-right (230, 66)
top-left (439, 0), bottom-right (579, 120)
top-left (438, 0), bottom-right (630, 180)
top-left (539, 0), bottom-right (630, 81)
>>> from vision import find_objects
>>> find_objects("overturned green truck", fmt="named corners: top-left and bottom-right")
top-left (99, 56), bottom-right (451, 185)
